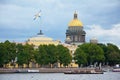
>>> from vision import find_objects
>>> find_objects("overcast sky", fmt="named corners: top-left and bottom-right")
top-left (0, 0), bottom-right (120, 47)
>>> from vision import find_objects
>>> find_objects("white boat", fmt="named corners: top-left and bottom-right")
top-left (16, 69), bottom-right (39, 73)
top-left (27, 69), bottom-right (39, 73)
top-left (112, 64), bottom-right (120, 72)
top-left (112, 68), bottom-right (120, 72)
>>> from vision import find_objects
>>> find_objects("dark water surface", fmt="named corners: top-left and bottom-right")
top-left (0, 72), bottom-right (120, 80)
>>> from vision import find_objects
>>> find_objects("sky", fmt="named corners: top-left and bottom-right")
top-left (0, 0), bottom-right (120, 48)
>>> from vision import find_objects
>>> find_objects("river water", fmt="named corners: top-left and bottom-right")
top-left (0, 72), bottom-right (120, 80)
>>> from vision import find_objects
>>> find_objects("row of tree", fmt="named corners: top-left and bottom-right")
top-left (74, 43), bottom-right (120, 67)
top-left (0, 40), bottom-right (72, 68)
top-left (0, 40), bottom-right (120, 68)
top-left (35, 45), bottom-right (72, 67)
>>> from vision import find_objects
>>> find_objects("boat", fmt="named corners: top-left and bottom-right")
top-left (16, 69), bottom-right (39, 73)
top-left (64, 69), bottom-right (103, 74)
top-left (112, 68), bottom-right (120, 72)
top-left (27, 69), bottom-right (39, 73)
top-left (16, 69), bottom-right (28, 73)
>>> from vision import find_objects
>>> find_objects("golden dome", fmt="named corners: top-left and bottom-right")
top-left (68, 11), bottom-right (83, 27)
top-left (68, 19), bottom-right (83, 27)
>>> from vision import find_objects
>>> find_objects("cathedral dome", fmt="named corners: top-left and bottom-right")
top-left (68, 11), bottom-right (83, 27)
top-left (68, 19), bottom-right (83, 27)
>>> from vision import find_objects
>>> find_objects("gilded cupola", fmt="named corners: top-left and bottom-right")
top-left (68, 11), bottom-right (83, 27)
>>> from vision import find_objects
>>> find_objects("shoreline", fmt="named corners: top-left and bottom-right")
top-left (0, 68), bottom-right (103, 74)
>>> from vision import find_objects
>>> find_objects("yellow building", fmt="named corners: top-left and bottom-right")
top-left (27, 30), bottom-right (60, 48)
top-left (63, 43), bottom-right (78, 67)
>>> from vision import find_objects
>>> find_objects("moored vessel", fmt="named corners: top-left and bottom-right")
top-left (64, 69), bottom-right (103, 74)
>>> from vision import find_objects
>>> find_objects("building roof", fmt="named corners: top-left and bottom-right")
top-left (28, 35), bottom-right (53, 41)
top-left (68, 19), bottom-right (83, 27)
top-left (27, 30), bottom-right (60, 46)
top-left (68, 11), bottom-right (83, 27)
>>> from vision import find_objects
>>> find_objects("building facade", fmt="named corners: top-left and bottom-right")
top-left (63, 43), bottom-right (78, 67)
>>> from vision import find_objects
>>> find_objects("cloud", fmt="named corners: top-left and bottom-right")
top-left (86, 23), bottom-right (120, 48)
top-left (0, 0), bottom-right (120, 48)
top-left (0, 0), bottom-right (119, 29)
top-left (0, 4), bottom-right (36, 29)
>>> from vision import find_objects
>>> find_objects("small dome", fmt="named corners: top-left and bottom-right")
top-left (29, 35), bottom-right (53, 41)
top-left (29, 30), bottom-right (53, 41)
top-left (27, 30), bottom-right (60, 46)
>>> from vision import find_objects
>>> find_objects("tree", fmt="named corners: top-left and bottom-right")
top-left (98, 44), bottom-right (108, 64)
top-left (74, 47), bottom-right (87, 67)
top-left (78, 43), bottom-right (105, 66)
top-left (88, 44), bottom-right (105, 64)
top-left (46, 45), bottom-right (57, 67)
top-left (108, 52), bottom-right (120, 65)
top-left (16, 43), bottom-right (25, 67)
top-left (17, 43), bottom-right (34, 68)
top-left (3, 41), bottom-right (13, 65)
top-left (9, 42), bottom-right (17, 67)
top-left (57, 45), bottom-right (72, 67)
top-left (106, 43), bottom-right (120, 65)
top-left (0, 40), bottom-right (17, 68)
top-left (2, 40), bottom-right (17, 67)
top-left (0, 42), bottom-right (6, 67)
top-left (35, 45), bottom-right (49, 67)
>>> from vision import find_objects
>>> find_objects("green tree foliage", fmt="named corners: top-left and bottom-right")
top-left (0, 43), bottom-right (6, 67)
top-left (46, 45), bottom-right (57, 67)
top-left (97, 44), bottom-right (108, 63)
top-left (35, 45), bottom-right (49, 67)
top-left (88, 44), bottom-right (105, 64)
top-left (9, 42), bottom-right (17, 66)
top-left (57, 45), bottom-right (72, 67)
top-left (106, 43), bottom-right (120, 65)
top-left (98, 43), bottom-right (120, 65)
top-left (77, 43), bottom-right (105, 65)
top-left (35, 45), bottom-right (72, 67)
top-left (0, 40), bottom-right (17, 67)
top-left (17, 43), bottom-right (34, 67)
top-left (3, 40), bottom-right (12, 64)
top-left (74, 47), bottom-right (87, 67)
top-left (16, 43), bottom-right (25, 67)
top-left (0, 40), bottom-right (120, 68)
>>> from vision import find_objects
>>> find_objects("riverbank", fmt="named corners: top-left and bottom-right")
top-left (0, 68), bottom-right (103, 74)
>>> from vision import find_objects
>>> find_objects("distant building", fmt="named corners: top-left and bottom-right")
top-left (65, 11), bottom-right (86, 45)
top-left (63, 43), bottom-right (78, 67)
top-left (27, 30), bottom-right (60, 48)
top-left (90, 37), bottom-right (98, 44)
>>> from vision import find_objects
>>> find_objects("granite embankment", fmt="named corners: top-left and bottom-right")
top-left (0, 68), bottom-right (102, 73)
